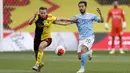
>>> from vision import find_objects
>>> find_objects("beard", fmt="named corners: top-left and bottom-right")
top-left (80, 10), bottom-right (86, 14)
top-left (114, 5), bottom-right (118, 8)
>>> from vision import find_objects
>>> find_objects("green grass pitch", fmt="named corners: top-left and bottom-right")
top-left (0, 51), bottom-right (130, 73)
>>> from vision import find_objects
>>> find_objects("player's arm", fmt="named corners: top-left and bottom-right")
top-left (104, 10), bottom-right (111, 30)
top-left (29, 12), bottom-right (38, 25)
top-left (53, 17), bottom-right (77, 26)
top-left (106, 10), bottom-right (111, 23)
top-left (56, 17), bottom-right (78, 22)
top-left (53, 21), bottom-right (72, 26)
top-left (122, 10), bottom-right (126, 29)
top-left (96, 8), bottom-right (104, 23)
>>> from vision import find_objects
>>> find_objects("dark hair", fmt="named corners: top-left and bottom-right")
top-left (39, 6), bottom-right (47, 11)
top-left (113, 0), bottom-right (118, 2)
top-left (78, 1), bottom-right (87, 6)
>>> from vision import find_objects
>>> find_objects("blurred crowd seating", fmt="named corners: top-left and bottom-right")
top-left (96, 0), bottom-right (130, 5)
top-left (3, 0), bottom-right (30, 29)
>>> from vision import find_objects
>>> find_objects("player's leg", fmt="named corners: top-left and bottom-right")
top-left (77, 52), bottom-right (81, 60)
top-left (32, 38), bottom-right (52, 72)
top-left (109, 36), bottom-right (115, 54)
top-left (77, 40), bottom-right (93, 60)
top-left (34, 50), bottom-right (38, 60)
top-left (109, 28), bottom-right (116, 54)
top-left (119, 36), bottom-right (122, 48)
top-left (34, 40), bottom-right (40, 61)
top-left (32, 41), bottom-right (47, 72)
top-left (117, 28), bottom-right (124, 54)
top-left (77, 38), bottom-right (94, 73)
top-left (119, 35), bottom-right (124, 54)
top-left (77, 46), bottom-right (93, 73)
top-left (33, 40), bottom-right (45, 72)
top-left (77, 42), bottom-right (82, 60)
top-left (36, 41), bottom-right (47, 66)
top-left (88, 50), bottom-right (93, 60)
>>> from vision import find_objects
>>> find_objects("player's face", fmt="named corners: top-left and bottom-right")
top-left (39, 9), bottom-right (48, 19)
top-left (78, 3), bottom-right (86, 14)
top-left (113, 1), bottom-right (118, 8)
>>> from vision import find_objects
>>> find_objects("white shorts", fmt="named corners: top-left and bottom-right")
top-left (77, 37), bottom-right (95, 53)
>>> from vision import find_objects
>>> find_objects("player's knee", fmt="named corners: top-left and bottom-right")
top-left (39, 44), bottom-right (45, 50)
top-left (81, 45), bottom-right (88, 54)
top-left (39, 41), bottom-right (48, 50)
top-left (39, 45), bottom-right (44, 50)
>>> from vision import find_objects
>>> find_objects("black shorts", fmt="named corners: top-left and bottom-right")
top-left (34, 38), bottom-right (52, 50)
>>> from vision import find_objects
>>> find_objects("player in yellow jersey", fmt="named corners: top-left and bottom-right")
top-left (29, 6), bottom-right (73, 72)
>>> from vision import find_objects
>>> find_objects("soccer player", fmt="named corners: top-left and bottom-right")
top-left (105, 0), bottom-right (126, 54)
top-left (57, 1), bottom-right (104, 73)
top-left (29, 6), bottom-right (73, 72)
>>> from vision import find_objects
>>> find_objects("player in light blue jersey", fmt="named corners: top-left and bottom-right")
top-left (74, 1), bottom-right (103, 73)
top-left (57, 1), bottom-right (104, 73)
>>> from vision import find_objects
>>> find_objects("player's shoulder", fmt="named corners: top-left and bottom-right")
top-left (47, 14), bottom-right (56, 21)
top-left (86, 13), bottom-right (97, 17)
top-left (87, 13), bottom-right (96, 16)
top-left (109, 8), bottom-right (114, 12)
top-left (74, 13), bottom-right (96, 17)
top-left (73, 14), bottom-right (81, 18)
top-left (47, 14), bottom-right (56, 19)
top-left (110, 8), bottom-right (123, 11)
top-left (48, 14), bottom-right (56, 18)
top-left (48, 14), bottom-right (53, 18)
top-left (118, 8), bottom-right (123, 10)
top-left (118, 8), bottom-right (124, 11)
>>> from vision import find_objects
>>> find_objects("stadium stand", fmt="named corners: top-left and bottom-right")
top-left (96, 0), bottom-right (130, 5)
top-left (3, 0), bottom-right (30, 29)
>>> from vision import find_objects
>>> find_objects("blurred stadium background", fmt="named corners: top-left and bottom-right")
top-left (0, 0), bottom-right (130, 73)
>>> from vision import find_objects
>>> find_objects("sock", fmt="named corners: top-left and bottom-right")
top-left (81, 50), bottom-right (91, 69)
top-left (111, 38), bottom-right (115, 49)
top-left (119, 37), bottom-right (122, 48)
top-left (36, 50), bottom-right (44, 66)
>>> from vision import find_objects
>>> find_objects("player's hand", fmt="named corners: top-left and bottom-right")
top-left (34, 12), bottom-right (38, 18)
top-left (105, 23), bottom-right (109, 30)
top-left (123, 22), bottom-right (126, 30)
top-left (96, 8), bottom-right (101, 15)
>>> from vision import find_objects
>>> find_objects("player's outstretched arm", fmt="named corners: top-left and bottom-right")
top-left (56, 18), bottom-right (77, 22)
top-left (97, 8), bottom-right (104, 23)
top-left (29, 12), bottom-right (38, 25)
top-left (53, 21), bottom-right (72, 26)
top-left (53, 17), bottom-right (77, 26)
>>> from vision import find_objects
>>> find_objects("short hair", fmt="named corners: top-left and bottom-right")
top-left (113, 0), bottom-right (118, 2)
top-left (39, 6), bottom-right (47, 11)
top-left (78, 1), bottom-right (87, 6)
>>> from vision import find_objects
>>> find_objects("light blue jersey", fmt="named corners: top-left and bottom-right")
top-left (73, 13), bottom-right (101, 39)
